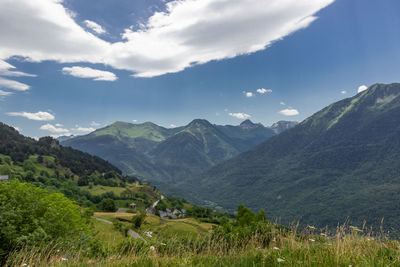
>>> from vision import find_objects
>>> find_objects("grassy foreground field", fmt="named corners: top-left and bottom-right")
top-left (6, 221), bottom-right (400, 266)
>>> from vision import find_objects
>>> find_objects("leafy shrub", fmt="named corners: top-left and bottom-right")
top-left (98, 198), bottom-right (117, 212)
top-left (0, 181), bottom-right (90, 259)
top-left (131, 213), bottom-right (146, 229)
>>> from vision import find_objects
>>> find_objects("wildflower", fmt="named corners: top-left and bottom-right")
top-left (61, 257), bottom-right (68, 261)
top-left (160, 243), bottom-right (166, 246)
top-left (150, 246), bottom-right (155, 251)
top-left (307, 225), bottom-right (316, 230)
top-left (273, 247), bottom-right (280, 250)
top-left (21, 264), bottom-right (29, 267)
top-left (320, 233), bottom-right (327, 236)
top-left (277, 258), bottom-right (285, 263)
top-left (309, 239), bottom-right (315, 242)
top-left (145, 231), bottom-right (153, 238)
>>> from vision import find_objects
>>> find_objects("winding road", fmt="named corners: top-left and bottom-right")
top-left (94, 217), bottom-right (146, 242)
top-left (94, 195), bottom-right (164, 243)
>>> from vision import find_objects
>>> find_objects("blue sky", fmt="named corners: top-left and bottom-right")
top-left (0, 0), bottom-right (399, 138)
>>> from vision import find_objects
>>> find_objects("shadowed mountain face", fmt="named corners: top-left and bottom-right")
top-left (180, 83), bottom-right (400, 230)
top-left (61, 118), bottom-right (296, 185)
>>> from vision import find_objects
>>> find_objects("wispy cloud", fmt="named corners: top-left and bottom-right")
top-left (341, 90), bottom-right (347, 94)
top-left (83, 20), bottom-right (106, 35)
top-left (71, 126), bottom-right (96, 133)
top-left (0, 77), bottom-right (30, 91)
top-left (229, 112), bottom-right (251, 119)
top-left (0, 0), bottom-right (334, 77)
top-left (62, 66), bottom-right (118, 81)
top-left (40, 123), bottom-right (69, 133)
top-left (90, 121), bottom-right (101, 127)
top-left (0, 89), bottom-right (13, 99)
top-left (0, 60), bottom-right (36, 77)
top-left (257, 88), bottom-right (272, 94)
top-left (279, 108), bottom-right (299, 116)
top-left (7, 111), bottom-right (55, 121)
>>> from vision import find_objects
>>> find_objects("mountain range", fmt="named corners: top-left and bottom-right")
top-left (179, 83), bottom-right (400, 230)
top-left (60, 119), bottom-right (297, 185)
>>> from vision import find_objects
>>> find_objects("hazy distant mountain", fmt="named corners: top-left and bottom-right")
top-left (56, 135), bottom-right (76, 142)
top-left (183, 83), bottom-right (400, 230)
top-left (61, 118), bottom-right (296, 185)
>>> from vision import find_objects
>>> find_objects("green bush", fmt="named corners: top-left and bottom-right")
top-left (98, 198), bottom-right (117, 212)
top-left (0, 181), bottom-right (90, 259)
top-left (131, 213), bottom-right (146, 229)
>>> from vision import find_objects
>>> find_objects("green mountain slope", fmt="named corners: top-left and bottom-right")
top-left (184, 83), bottom-right (400, 230)
top-left (61, 119), bottom-right (293, 185)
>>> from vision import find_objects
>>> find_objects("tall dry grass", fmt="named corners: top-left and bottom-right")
top-left (5, 223), bottom-right (400, 266)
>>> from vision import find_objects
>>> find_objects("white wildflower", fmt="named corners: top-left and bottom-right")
top-left (150, 246), bottom-right (155, 251)
top-left (21, 264), bottom-right (29, 267)
top-left (277, 258), bottom-right (285, 263)
top-left (320, 233), bottom-right (327, 236)
top-left (160, 242), bottom-right (166, 246)
top-left (61, 257), bottom-right (68, 261)
top-left (145, 231), bottom-right (153, 238)
top-left (309, 239), bottom-right (315, 242)
top-left (273, 247), bottom-right (280, 250)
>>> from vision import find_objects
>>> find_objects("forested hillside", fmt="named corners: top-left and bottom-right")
top-left (182, 83), bottom-right (400, 231)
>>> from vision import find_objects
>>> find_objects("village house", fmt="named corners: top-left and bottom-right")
top-left (129, 203), bottom-right (137, 211)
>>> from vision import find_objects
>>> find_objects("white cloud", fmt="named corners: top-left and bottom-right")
top-left (7, 111), bottom-right (55, 121)
top-left (0, 77), bottom-right (30, 91)
top-left (0, 60), bottom-right (36, 77)
top-left (280, 102), bottom-right (286, 106)
top-left (73, 126), bottom-right (96, 133)
top-left (40, 123), bottom-right (69, 133)
top-left (84, 20), bottom-right (106, 35)
top-left (257, 88), bottom-right (272, 94)
top-left (62, 66), bottom-right (118, 81)
top-left (229, 112), bottom-right (251, 119)
top-left (0, 89), bottom-right (13, 98)
top-left (0, 59), bottom-right (36, 77)
top-left (12, 126), bottom-right (21, 131)
top-left (279, 108), bottom-right (299, 116)
top-left (169, 124), bottom-right (177, 128)
top-left (0, 0), bottom-right (334, 78)
top-left (341, 90), bottom-right (347, 94)
top-left (132, 119), bottom-right (138, 123)
top-left (90, 121), bottom-right (101, 127)
top-left (244, 91), bottom-right (254, 98)
top-left (55, 123), bottom-right (63, 127)
top-left (357, 85), bottom-right (368, 93)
